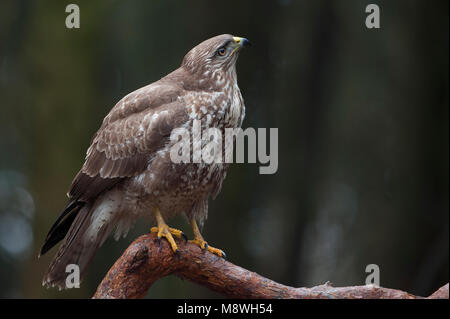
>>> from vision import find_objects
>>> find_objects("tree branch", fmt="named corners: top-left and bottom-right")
top-left (93, 233), bottom-right (449, 299)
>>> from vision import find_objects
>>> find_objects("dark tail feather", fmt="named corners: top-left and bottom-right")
top-left (42, 202), bottom-right (116, 289)
top-left (40, 201), bottom-right (83, 257)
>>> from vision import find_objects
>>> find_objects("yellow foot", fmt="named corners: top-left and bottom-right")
top-left (150, 226), bottom-right (187, 253)
top-left (189, 238), bottom-right (226, 258)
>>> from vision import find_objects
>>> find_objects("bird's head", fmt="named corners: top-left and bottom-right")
top-left (181, 34), bottom-right (250, 78)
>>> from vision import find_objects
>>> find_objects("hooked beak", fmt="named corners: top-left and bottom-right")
top-left (230, 36), bottom-right (251, 57)
top-left (233, 36), bottom-right (251, 48)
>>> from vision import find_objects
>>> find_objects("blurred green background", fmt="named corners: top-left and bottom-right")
top-left (0, 0), bottom-right (448, 298)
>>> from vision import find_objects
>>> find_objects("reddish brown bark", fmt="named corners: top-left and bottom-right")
top-left (93, 233), bottom-right (449, 299)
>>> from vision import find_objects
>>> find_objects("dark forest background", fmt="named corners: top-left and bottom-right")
top-left (0, 0), bottom-right (448, 298)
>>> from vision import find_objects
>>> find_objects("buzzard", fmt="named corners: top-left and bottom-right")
top-left (40, 34), bottom-right (250, 289)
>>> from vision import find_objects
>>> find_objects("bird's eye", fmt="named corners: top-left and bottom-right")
top-left (217, 47), bottom-right (227, 56)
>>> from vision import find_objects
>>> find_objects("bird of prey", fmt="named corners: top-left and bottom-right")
top-left (40, 34), bottom-right (250, 289)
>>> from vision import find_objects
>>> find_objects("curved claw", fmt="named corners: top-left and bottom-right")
top-left (150, 225), bottom-right (181, 253)
top-left (189, 238), bottom-right (225, 258)
top-left (181, 232), bottom-right (188, 242)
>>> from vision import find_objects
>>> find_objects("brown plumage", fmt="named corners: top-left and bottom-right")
top-left (40, 34), bottom-right (250, 289)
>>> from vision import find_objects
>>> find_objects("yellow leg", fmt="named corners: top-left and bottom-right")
top-left (189, 218), bottom-right (226, 258)
top-left (150, 208), bottom-right (186, 253)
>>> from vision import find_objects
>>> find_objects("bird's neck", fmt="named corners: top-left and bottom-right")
top-left (180, 65), bottom-right (238, 92)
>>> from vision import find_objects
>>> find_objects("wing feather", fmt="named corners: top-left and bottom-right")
top-left (68, 78), bottom-right (189, 202)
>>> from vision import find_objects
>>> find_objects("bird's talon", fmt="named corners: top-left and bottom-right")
top-left (182, 232), bottom-right (188, 242)
top-left (150, 224), bottom-right (181, 253)
top-left (189, 239), bottom-right (223, 257)
top-left (207, 246), bottom-right (225, 258)
top-left (151, 226), bottom-right (184, 238)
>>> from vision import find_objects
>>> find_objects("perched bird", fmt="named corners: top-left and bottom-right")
top-left (40, 34), bottom-right (250, 289)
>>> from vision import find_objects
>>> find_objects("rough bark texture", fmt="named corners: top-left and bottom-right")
top-left (93, 233), bottom-right (449, 299)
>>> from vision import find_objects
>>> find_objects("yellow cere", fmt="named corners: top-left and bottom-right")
top-left (233, 37), bottom-right (243, 45)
